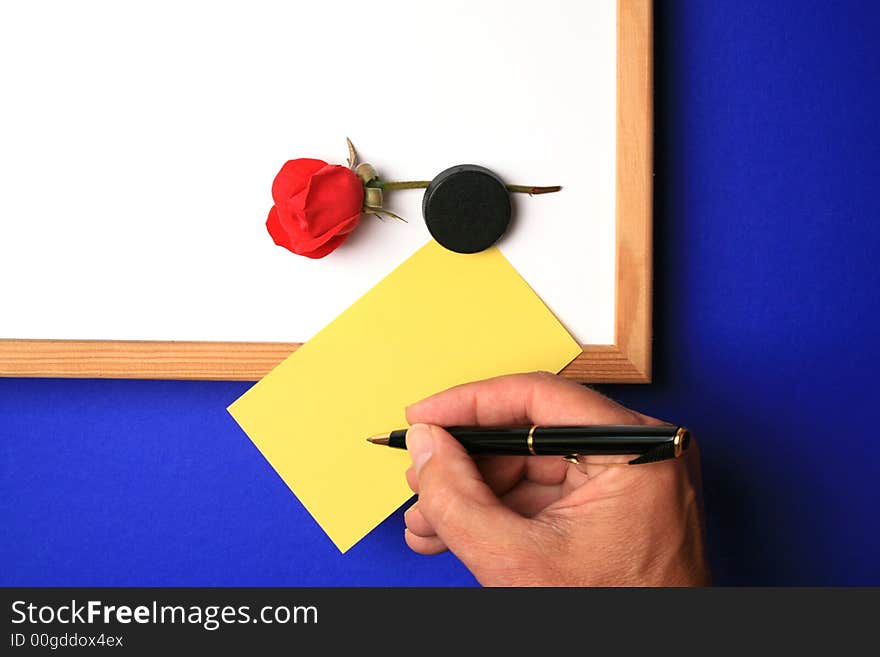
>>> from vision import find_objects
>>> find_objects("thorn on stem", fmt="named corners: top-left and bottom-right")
top-left (346, 137), bottom-right (358, 169)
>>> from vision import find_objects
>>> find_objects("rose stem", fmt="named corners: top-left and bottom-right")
top-left (505, 184), bottom-right (562, 194)
top-left (381, 181), bottom-right (561, 194)
top-left (379, 181), bottom-right (432, 190)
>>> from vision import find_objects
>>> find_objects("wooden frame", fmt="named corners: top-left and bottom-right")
top-left (0, 0), bottom-right (652, 383)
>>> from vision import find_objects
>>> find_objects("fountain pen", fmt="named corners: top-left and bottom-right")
top-left (366, 425), bottom-right (690, 465)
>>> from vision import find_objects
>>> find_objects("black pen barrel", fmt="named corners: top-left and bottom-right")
top-left (387, 425), bottom-right (684, 457)
top-left (531, 425), bottom-right (680, 455)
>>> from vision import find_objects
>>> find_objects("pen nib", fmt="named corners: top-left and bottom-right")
top-left (366, 434), bottom-right (390, 445)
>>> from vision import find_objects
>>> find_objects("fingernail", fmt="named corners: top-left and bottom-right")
top-left (406, 424), bottom-right (434, 473)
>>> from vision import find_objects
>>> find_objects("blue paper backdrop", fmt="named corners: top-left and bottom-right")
top-left (2, 1), bottom-right (879, 585)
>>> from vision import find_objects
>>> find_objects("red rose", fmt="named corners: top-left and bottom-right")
top-left (266, 158), bottom-right (364, 258)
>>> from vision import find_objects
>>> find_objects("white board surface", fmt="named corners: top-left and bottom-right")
top-left (0, 0), bottom-right (616, 345)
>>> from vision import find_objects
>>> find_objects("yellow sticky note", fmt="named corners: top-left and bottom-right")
top-left (227, 240), bottom-right (581, 552)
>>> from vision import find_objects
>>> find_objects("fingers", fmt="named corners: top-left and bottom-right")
top-left (404, 502), bottom-right (450, 554)
top-left (404, 501), bottom-right (450, 557)
top-left (404, 529), bottom-right (447, 555)
top-left (501, 481), bottom-right (564, 517)
top-left (411, 455), bottom-right (570, 519)
top-left (474, 455), bottom-right (526, 496)
top-left (406, 371), bottom-right (646, 427)
top-left (404, 423), bottom-right (529, 568)
top-left (404, 503), bottom-right (436, 538)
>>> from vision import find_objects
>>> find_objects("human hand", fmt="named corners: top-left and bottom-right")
top-left (403, 372), bottom-right (710, 586)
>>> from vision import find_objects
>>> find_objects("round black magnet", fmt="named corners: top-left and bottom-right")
top-left (422, 164), bottom-right (511, 254)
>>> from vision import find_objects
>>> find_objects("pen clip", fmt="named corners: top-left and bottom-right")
top-left (626, 442), bottom-right (677, 465)
top-left (562, 454), bottom-right (629, 469)
top-left (562, 451), bottom-right (665, 469)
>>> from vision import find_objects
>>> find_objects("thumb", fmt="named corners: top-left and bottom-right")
top-left (406, 423), bottom-right (531, 573)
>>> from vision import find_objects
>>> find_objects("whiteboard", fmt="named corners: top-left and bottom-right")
top-left (0, 0), bottom-right (617, 347)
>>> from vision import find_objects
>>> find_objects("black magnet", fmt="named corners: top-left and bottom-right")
top-left (422, 164), bottom-right (511, 254)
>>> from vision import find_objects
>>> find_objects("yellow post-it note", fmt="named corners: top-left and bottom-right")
top-left (227, 240), bottom-right (581, 552)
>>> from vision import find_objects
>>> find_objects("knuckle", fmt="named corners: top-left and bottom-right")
top-left (403, 504), bottom-right (419, 525)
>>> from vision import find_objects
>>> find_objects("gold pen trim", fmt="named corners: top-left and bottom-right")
top-left (673, 427), bottom-right (688, 459)
top-left (527, 425), bottom-right (538, 455)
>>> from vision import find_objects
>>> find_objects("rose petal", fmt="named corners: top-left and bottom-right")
top-left (266, 205), bottom-right (295, 250)
top-left (297, 232), bottom-right (352, 259)
top-left (290, 211), bottom-right (361, 252)
top-left (271, 158), bottom-right (327, 205)
top-left (288, 185), bottom-right (312, 233)
top-left (300, 165), bottom-right (365, 236)
top-left (266, 204), bottom-right (361, 257)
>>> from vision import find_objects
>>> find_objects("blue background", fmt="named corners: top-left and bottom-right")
top-left (2, 1), bottom-right (879, 586)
